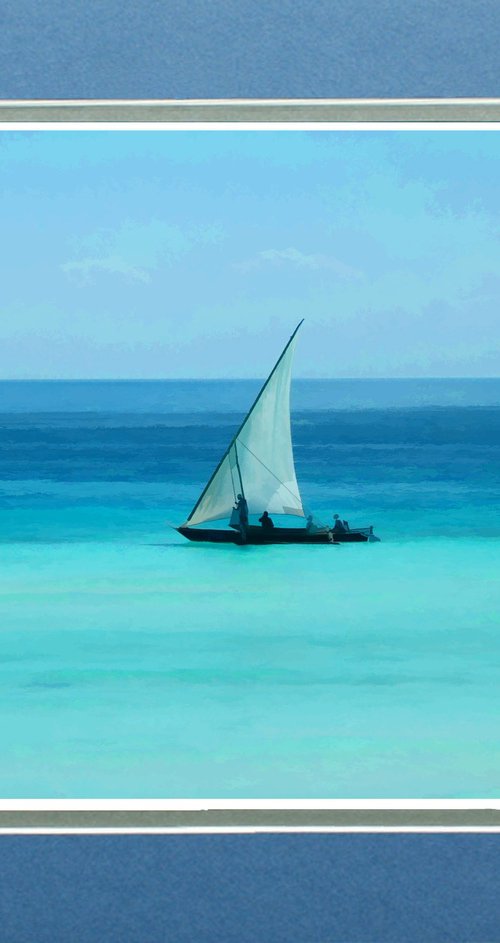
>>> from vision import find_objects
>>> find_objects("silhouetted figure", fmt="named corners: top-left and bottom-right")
top-left (235, 493), bottom-right (248, 527)
top-left (306, 514), bottom-right (323, 534)
top-left (259, 510), bottom-right (274, 530)
top-left (332, 513), bottom-right (346, 533)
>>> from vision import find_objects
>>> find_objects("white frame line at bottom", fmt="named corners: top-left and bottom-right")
top-left (3, 827), bottom-right (500, 835)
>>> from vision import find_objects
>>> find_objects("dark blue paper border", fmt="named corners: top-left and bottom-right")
top-left (2, 0), bottom-right (500, 101)
top-left (0, 833), bottom-right (499, 942)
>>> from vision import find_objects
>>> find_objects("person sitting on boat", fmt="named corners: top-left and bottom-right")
top-left (259, 510), bottom-right (274, 530)
top-left (332, 513), bottom-right (346, 533)
top-left (306, 514), bottom-right (323, 534)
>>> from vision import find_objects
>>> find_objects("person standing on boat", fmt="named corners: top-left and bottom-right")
top-left (235, 493), bottom-right (248, 529)
top-left (259, 510), bottom-right (274, 530)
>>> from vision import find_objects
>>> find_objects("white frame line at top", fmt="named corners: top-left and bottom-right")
top-left (2, 121), bottom-right (500, 133)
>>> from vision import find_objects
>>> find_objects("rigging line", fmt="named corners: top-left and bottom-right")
top-left (236, 439), bottom-right (303, 506)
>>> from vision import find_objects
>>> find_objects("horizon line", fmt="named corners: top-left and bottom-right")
top-left (1, 376), bottom-right (499, 383)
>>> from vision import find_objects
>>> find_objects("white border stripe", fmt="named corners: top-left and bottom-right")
top-left (2, 121), bottom-right (500, 131)
top-left (2, 827), bottom-right (500, 834)
top-left (0, 801), bottom-right (499, 810)
top-left (1, 97), bottom-right (500, 107)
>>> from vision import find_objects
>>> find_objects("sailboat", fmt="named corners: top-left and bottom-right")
top-left (177, 322), bottom-right (377, 545)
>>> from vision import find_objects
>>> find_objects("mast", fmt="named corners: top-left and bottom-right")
top-left (185, 320), bottom-right (304, 525)
top-left (234, 442), bottom-right (245, 499)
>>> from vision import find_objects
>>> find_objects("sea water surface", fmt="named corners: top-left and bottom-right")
top-left (1, 379), bottom-right (500, 798)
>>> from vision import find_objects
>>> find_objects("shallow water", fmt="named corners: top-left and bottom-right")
top-left (1, 379), bottom-right (499, 797)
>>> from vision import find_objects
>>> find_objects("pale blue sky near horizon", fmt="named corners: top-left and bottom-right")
top-left (2, 0), bottom-right (500, 100)
top-left (1, 129), bottom-right (500, 380)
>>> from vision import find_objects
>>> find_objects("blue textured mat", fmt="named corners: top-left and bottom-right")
top-left (1, 0), bottom-right (500, 100)
top-left (0, 834), bottom-right (499, 942)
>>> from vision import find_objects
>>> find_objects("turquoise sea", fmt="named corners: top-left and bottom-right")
top-left (1, 379), bottom-right (500, 798)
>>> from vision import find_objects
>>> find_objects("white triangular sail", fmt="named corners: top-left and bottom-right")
top-left (185, 323), bottom-right (305, 526)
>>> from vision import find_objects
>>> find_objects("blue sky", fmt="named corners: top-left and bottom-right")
top-left (2, 0), bottom-right (500, 99)
top-left (1, 129), bottom-right (500, 379)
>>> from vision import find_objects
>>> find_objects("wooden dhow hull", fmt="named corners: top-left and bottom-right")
top-left (177, 525), bottom-right (377, 545)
